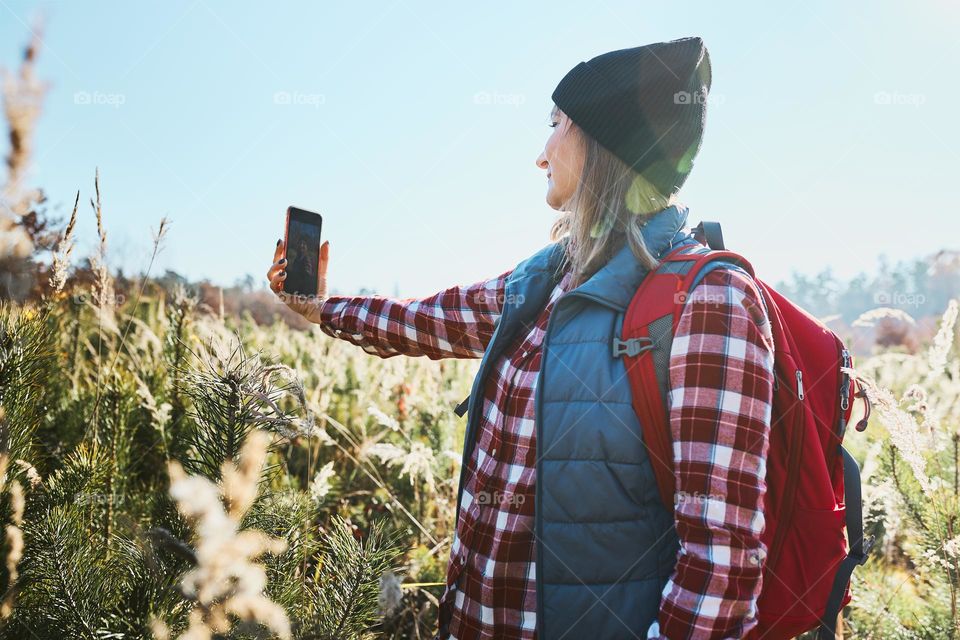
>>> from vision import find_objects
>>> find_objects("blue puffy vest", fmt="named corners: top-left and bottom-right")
top-left (452, 203), bottom-right (702, 639)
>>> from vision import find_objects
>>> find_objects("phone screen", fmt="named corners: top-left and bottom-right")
top-left (282, 206), bottom-right (323, 296)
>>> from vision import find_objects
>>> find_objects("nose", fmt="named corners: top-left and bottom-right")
top-left (536, 150), bottom-right (548, 171)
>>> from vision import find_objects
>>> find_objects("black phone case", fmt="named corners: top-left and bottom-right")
top-left (282, 207), bottom-right (323, 296)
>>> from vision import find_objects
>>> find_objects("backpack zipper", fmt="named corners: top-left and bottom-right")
top-left (840, 348), bottom-right (852, 411)
top-left (795, 369), bottom-right (804, 400)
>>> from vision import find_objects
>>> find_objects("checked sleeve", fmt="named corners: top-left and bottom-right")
top-left (646, 265), bottom-right (776, 639)
top-left (315, 268), bottom-right (514, 360)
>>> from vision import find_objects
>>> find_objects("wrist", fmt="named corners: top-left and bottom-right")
top-left (306, 295), bottom-right (329, 324)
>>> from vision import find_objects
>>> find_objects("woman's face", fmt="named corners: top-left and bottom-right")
top-left (536, 107), bottom-right (584, 210)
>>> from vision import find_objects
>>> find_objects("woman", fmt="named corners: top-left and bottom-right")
top-left (267, 36), bottom-right (775, 640)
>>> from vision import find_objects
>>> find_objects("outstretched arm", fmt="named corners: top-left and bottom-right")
top-left (646, 265), bottom-right (776, 639)
top-left (314, 268), bottom-right (514, 359)
top-left (267, 237), bottom-right (513, 359)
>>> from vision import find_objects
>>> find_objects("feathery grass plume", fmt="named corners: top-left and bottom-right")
top-left (47, 190), bottom-right (79, 295)
top-left (151, 216), bottom-right (170, 253)
top-left (846, 366), bottom-right (933, 494)
top-left (164, 282), bottom-right (198, 438)
top-left (13, 460), bottom-right (39, 490)
top-left (279, 373), bottom-right (335, 443)
top-left (150, 615), bottom-right (171, 640)
top-left (221, 428), bottom-right (268, 521)
top-left (84, 168), bottom-right (116, 438)
top-left (88, 168), bottom-right (115, 310)
top-left (308, 460), bottom-right (336, 504)
top-left (1, 480), bottom-right (24, 619)
top-left (925, 298), bottom-right (958, 381)
top-left (0, 19), bottom-right (47, 262)
top-left (364, 440), bottom-right (437, 493)
top-left (377, 569), bottom-right (403, 618)
top-left (166, 429), bottom-right (292, 640)
top-left (367, 404), bottom-right (401, 432)
top-left (0, 412), bottom-right (24, 621)
top-left (852, 307), bottom-right (918, 328)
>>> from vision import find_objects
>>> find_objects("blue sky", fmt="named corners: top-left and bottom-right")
top-left (1, 0), bottom-right (957, 298)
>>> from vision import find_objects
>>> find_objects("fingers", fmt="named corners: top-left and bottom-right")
top-left (269, 269), bottom-right (287, 294)
top-left (267, 257), bottom-right (286, 280)
top-left (319, 240), bottom-right (329, 278)
top-left (267, 237), bottom-right (288, 291)
top-left (267, 238), bottom-right (288, 294)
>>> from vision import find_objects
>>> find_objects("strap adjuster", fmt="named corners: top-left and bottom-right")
top-left (454, 394), bottom-right (470, 418)
top-left (854, 535), bottom-right (875, 565)
top-left (612, 337), bottom-right (654, 358)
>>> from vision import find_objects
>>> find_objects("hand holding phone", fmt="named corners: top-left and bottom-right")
top-left (267, 206), bottom-right (329, 323)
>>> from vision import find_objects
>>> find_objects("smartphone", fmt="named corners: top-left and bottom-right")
top-left (282, 206), bottom-right (323, 297)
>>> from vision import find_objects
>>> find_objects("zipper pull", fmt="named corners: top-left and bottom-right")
top-left (839, 348), bottom-right (851, 411)
top-left (796, 369), bottom-right (804, 400)
top-left (855, 382), bottom-right (872, 432)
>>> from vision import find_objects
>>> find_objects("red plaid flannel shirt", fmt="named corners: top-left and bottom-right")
top-left (316, 252), bottom-right (775, 640)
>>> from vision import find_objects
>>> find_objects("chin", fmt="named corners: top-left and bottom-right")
top-left (545, 189), bottom-right (564, 210)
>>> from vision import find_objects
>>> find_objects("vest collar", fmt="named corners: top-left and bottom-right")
top-left (546, 202), bottom-right (690, 311)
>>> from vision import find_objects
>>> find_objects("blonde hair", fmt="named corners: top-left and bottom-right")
top-left (548, 104), bottom-right (680, 289)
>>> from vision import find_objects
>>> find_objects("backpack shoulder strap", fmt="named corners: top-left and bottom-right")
top-left (616, 238), bottom-right (758, 510)
top-left (692, 220), bottom-right (726, 250)
top-left (817, 446), bottom-right (874, 639)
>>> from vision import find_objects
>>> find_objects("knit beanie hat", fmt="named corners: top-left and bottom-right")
top-left (551, 36), bottom-right (711, 203)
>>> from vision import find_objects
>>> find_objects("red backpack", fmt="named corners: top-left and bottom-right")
top-left (615, 221), bottom-right (873, 639)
